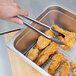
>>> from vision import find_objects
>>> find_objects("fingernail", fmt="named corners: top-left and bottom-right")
top-left (19, 19), bottom-right (23, 25)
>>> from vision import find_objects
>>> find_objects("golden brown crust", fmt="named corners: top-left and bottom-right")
top-left (59, 60), bottom-right (70, 76)
top-left (45, 30), bottom-right (54, 37)
top-left (48, 52), bottom-right (64, 75)
top-left (37, 36), bottom-right (51, 50)
top-left (48, 61), bottom-right (60, 75)
top-left (27, 48), bottom-right (39, 61)
top-left (36, 30), bottom-right (54, 50)
top-left (35, 42), bottom-right (59, 66)
top-left (70, 61), bottom-right (76, 75)
top-left (51, 25), bottom-right (64, 33)
top-left (51, 25), bottom-right (75, 50)
top-left (34, 45), bottom-right (39, 49)
top-left (52, 52), bottom-right (64, 61)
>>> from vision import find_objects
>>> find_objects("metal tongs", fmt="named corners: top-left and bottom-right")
top-left (17, 15), bottom-right (65, 45)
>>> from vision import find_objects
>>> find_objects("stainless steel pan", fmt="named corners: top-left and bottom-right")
top-left (7, 6), bottom-right (76, 76)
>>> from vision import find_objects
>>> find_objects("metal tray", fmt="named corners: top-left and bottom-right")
top-left (7, 6), bottom-right (76, 76)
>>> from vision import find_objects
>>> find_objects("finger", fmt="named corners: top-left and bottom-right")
top-left (15, 4), bottom-right (28, 16)
top-left (10, 0), bottom-right (15, 2)
top-left (8, 17), bottom-right (23, 25)
top-left (18, 9), bottom-right (28, 16)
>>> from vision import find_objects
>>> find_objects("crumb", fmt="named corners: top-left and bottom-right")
top-left (27, 48), bottom-right (39, 61)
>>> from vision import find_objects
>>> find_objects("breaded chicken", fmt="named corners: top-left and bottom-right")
top-left (35, 42), bottom-right (59, 66)
top-left (59, 60), bottom-right (70, 76)
top-left (51, 25), bottom-right (64, 33)
top-left (51, 25), bottom-right (75, 50)
top-left (48, 52), bottom-right (64, 75)
top-left (52, 52), bottom-right (64, 61)
top-left (27, 48), bottom-right (39, 61)
top-left (27, 30), bottom-right (53, 61)
top-left (36, 30), bottom-right (54, 50)
top-left (70, 61), bottom-right (76, 75)
top-left (45, 30), bottom-right (54, 37)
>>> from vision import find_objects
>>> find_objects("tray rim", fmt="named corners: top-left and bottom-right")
top-left (7, 5), bottom-right (76, 76)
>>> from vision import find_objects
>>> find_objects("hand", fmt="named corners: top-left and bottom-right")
top-left (0, 2), bottom-right (28, 25)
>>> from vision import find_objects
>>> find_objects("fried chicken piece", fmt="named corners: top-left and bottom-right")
top-left (59, 60), bottom-right (70, 76)
top-left (70, 61), bottom-right (76, 75)
top-left (48, 61), bottom-right (60, 75)
top-left (48, 52), bottom-right (64, 75)
top-left (51, 25), bottom-right (64, 33)
top-left (27, 30), bottom-right (53, 61)
top-left (35, 42), bottom-right (59, 66)
top-left (36, 36), bottom-right (50, 49)
top-left (52, 52), bottom-right (64, 61)
top-left (27, 48), bottom-right (39, 61)
top-left (36, 30), bottom-right (54, 49)
top-left (51, 25), bottom-right (75, 50)
top-left (58, 31), bottom-right (75, 50)
top-left (45, 30), bottom-right (54, 37)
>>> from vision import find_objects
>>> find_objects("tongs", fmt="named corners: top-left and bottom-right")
top-left (17, 15), bottom-right (65, 45)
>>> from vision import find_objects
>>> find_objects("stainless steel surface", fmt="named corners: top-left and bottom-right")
top-left (18, 15), bottom-right (52, 29)
top-left (17, 15), bottom-right (64, 44)
top-left (16, 0), bottom-right (76, 18)
top-left (0, 29), bottom-right (21, 35)
top-left (7, 6), bottom-right (76, 76)
top-left (18, 15), bottom-right (65, 37)
top-left (0, 35), bottom-right (12, 76)
top-left (0, 0), bottom-right (76, 34)
top-left (0, 20), bottom-right (23, 35)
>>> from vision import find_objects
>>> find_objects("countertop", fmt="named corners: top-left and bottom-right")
top-left (0, 0), bottom-right (76, 76)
